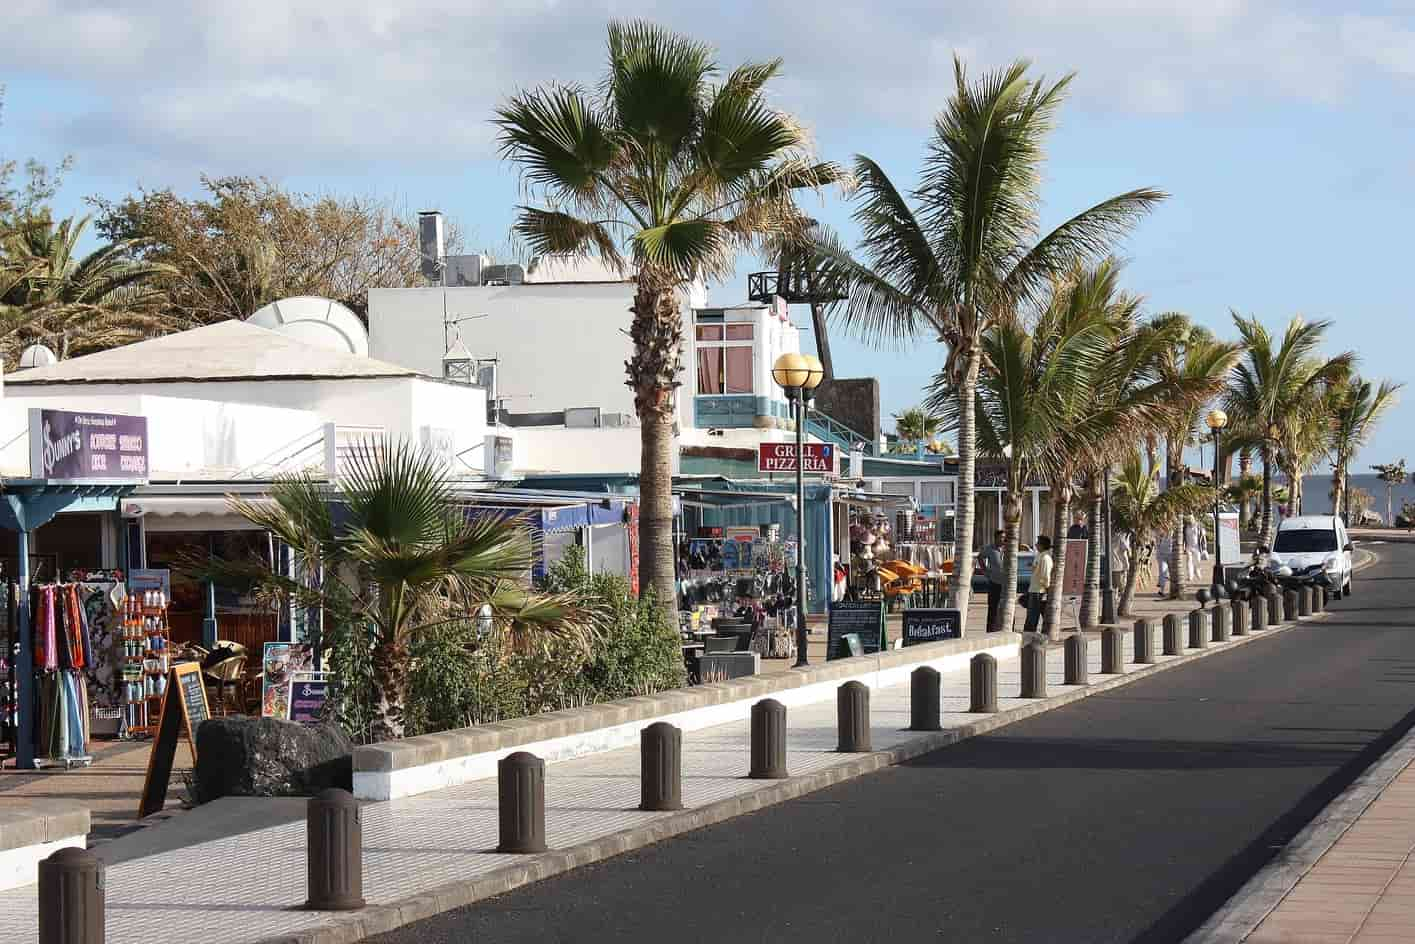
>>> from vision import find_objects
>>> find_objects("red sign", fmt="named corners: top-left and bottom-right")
top-left (758, 442), bottom-right (836, 473)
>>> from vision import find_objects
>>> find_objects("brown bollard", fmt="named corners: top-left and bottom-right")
top-left (1020, 640), bottom-right (1047, 698)
top-left (1102, 627), bottom-right (1125, 674)
top-left (1314, 586), bottom-right (1326, 613)
top-left (497, 751), bottom-right (548, 854)
top-left (38, 847), bottom-right (103, 944)
top-left (1212, 605), bottom-right (1230, 642)
top-left (910, 666), bottom-right (942, 731)
top-left (1282, 590), bottom-right (1298, 622)
top-left (1298, 587), bottom-right (1313, 618)
top-left (970, 653), bottom-right (998, 713)
top-left (640, 722), bottom-right (683, 811)
top-left (837, 681), bottom-right (871, 752)
top-left (1252, 594), bottom-right (1268, 632)
top-left (305, 788), bottom-right (364, 911)
top-left (1188, 609), bottom-right (1209, 649)
top-left (1065, 633), bottom-right (1089, 685)
top-left (1133, 619), bottom-right (1155, 664)
top-left (749, 698), bottom-right (788, 779)
top-left (1163, 613), bottom-right (1182, 656)
top-left (1231, 598), bottom-right (1248, 636)
top-left (1267, 590), bottom-right (1281, 626)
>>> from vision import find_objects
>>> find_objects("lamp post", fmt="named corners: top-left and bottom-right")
top-left (773, 351), bottom-right (825, 667)
top-left (1207, 409), bottom-right (1229, 596)
top-left (1100, 463), bottom-right (1116, 625)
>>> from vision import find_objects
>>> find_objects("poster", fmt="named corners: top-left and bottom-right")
top-left (261, 642), bottom-right (314, 718)
top-left (1218, 512), bottom-right (1241, 565)
top-left (1061, 539), bottom-right (1088, 597)
top-left (286, 673), bottom-right (330, 724)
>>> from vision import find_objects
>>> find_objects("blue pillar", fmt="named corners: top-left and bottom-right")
top-left (15, 529), bottom-right (34, 770)
top-left (202, 580), bottom-right (218, 648)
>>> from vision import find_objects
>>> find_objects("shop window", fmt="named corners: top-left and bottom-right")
top-left (696, 323), bottom-right (754, 395)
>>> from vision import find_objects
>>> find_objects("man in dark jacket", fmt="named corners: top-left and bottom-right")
top-left (979, 530), bottom-right (1006, 632)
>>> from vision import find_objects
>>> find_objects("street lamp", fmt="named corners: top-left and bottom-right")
top-left (1101, 462), bottom-right (1116, 625)
top-left (773, 351), bottom-right (826, 667)
top-left (1207, 409), bottom-right (1229, 596)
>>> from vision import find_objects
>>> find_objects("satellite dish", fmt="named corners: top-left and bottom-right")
top-left (245, 296), bottom-right (369, 357)
top-left (19, 344), bottom-right (58, 368)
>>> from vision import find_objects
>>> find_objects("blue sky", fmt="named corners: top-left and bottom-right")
top-left (4, 1), bottom-right (1413, 469)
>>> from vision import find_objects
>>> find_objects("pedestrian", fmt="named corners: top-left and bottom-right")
top-left (1067, 511), bottom-right (1089, 541)
top-left (980, 529), bottom-right (1006, 632)
top-left (1183, 516), bottom-right (1201, 582)
top-left (1023, 535), bottom-right (1053, 634)
top-left (1156, 531), bottom-right (1172, 597)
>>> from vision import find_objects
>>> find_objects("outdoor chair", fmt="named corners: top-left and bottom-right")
top-left (204, 655), bottom-right (248, 716)
top-left (704, 635), bottom-right (738, 654)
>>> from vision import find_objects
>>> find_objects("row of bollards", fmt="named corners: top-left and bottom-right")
top-left (41, 580), bottom-right (1342, 937)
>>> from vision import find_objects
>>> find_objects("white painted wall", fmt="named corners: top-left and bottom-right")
top-left (516, 426), bottom-right (644, 475)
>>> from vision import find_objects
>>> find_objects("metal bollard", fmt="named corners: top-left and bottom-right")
top-left (1133, 619), bottom-right (1155, 664)
top-left (749, 698), bottom-right (788, 779)
top-left (837, 681), bottom-right (872, 752)
top-left (1282, 590), bottom-right (1297, 622)
top-left (497, 751), bottom-right (548, 854)
top-left (1231, 598), bottom-right (1248, 636)
top-left (970, 653), bottom-right (998, 713)
top-left (1252, 594), bottom-right (1268, 632)
top-left (1188, 609), bottom-right (1209, 649)
top-left (1064, 633), bottom-right (1088, 685)
top-left (1163, 614), bottom-right (1182, 656)
top-left (1102, 627), bottom-right (1124, 674)
top-left (1267, 590), bottom-right (1281, 627)
top-left (1212, 605), bottom-right (1230, 642)
top-left (640, 722), bottom-right (683, 812)
top-left (1313, 586), bottom-right (1325, 613)
top-left (1020, 640), bottom-right (1047, 698)
top-left (305, 788), bottom-right (365, 911)
top-left (38, 847), bottom-right (103, 944)
top-left (909, 666), bottom-right (942, 731)
top-left (1298, 587), bottom-right (1312, 618)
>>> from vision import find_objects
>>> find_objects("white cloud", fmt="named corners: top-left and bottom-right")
top-left (2, 0), bottom-right (1412, 176)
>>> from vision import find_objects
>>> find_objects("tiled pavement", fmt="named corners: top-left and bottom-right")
top-left (0, 607), bottom-right (1291, 944)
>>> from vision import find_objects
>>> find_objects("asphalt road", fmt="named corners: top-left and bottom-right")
top-left (370, 545), bottom-right (1415, 944)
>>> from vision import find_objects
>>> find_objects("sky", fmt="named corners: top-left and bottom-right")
top-left (3, 1), bottom-right (1414, 469)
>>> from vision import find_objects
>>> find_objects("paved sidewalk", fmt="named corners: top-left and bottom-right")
top-left (0, 597), bottom-right (1297, 944)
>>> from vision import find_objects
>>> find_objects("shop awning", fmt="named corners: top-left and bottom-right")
top-left (120, 494), bottom-right (270, 530)
top-left (833, 487), bottom-right (916, 510)
top-left (457, 490), bottom-right (634, 533)
top-left (674, 487), bottom-right (796, 511)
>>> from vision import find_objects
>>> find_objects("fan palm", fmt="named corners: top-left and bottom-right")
top-left (495, 22), bottom-right (844, 617)
top-left (1328, 377), bottom-right (1401, 521)
top-left (207, 438), bottom-right (595, 739)
top-left (1225, 315), bottom-right (1353, 542)
top-left (1111, 450), bottom-right (1213, 616)
top-left (813, 57), bottom-right (1163, 630)
top-left (1372, 459), bottom-right (1408, 527)
top-left (892, 406), bottom-right (943, 449)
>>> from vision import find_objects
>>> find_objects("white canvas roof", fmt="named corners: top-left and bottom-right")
top-left (7, 320), bottom-right (421, 386)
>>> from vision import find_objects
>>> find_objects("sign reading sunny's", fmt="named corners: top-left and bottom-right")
top-left (29, 408), bottom-right (149, 483)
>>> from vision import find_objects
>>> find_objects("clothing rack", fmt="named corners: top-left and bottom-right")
top-left (30, 582), bottom-right (95, 769)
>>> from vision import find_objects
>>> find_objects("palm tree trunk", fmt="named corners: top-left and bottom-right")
top-left (1260, 442), bottom-right (1274, 542)
top-left (1331, 459), bottom-right (1345, 523)
top-left (949, 344), bottom-right (982, 631)
top-left (1080, 477), bottom-right (1102, 628)
top-left (1118, 528), bottom-right (1142, 618)
top-left (630, 278), bottom-right (684, 623)
top-left (1044, 480), bottom-right (1070, 634)
top-left (370, 637), bottom-right (408, 741)
top-left (1239, 448), bottom-right (1254, 529)
top-left (997, 487), bottom-right (1024, 637)
top-left (1166, 436), bottom-right (1186, 600)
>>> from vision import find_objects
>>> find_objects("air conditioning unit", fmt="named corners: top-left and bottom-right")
top-left (601, 412), bottom-right (634, 428)
top-left (444, 254), bottom-right (485, 287)
top-left (565, 407), bottom-right (601, 428)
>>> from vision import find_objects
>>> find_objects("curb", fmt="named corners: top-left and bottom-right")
top-left (253, 586), bottom-right (1365, 944)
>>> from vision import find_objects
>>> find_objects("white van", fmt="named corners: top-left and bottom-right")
top-left (1268, 515), bottom-right (1354, 598)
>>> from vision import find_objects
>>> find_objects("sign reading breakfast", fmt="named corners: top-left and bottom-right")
top-left (29, 408), bottom-right (149, 483)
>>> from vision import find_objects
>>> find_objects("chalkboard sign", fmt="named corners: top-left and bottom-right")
top-left (902, 608), bottom-right (962, 646)
top-left (841, 633), bottom-right (863, 658)
top-left (138, 662), bottom-right (209, 818)
top-left (827, 600), bottom-right (886, 660)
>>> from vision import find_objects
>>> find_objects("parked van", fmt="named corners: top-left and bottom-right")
top-left (1267, 515), bottom-right (1354, 598)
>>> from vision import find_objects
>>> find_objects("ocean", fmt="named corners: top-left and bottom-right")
top-left (1291, 473), bottom-right (1415, 521)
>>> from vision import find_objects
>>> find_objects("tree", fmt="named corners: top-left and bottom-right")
top-left (90, 176), bottom-right (435, 325)
top-left (1110, 449), bottom-right (1212, 616)
top-left (1372, 460), bottom-right (1408, 527)
top-left (1328, 377), bottom-right (1402, 522)
top-left (208, 438), bottom-right (595, 739)
top-left (495, 21), bottom-right (843, 616)
top-left (1225, 315), bottom-right (1353, 543)
top-left (891, 406), bottom-right (944, 452)
top-left (0, 214), bottom-right (172, 366)
top-left (814, 57), bottom-right (1163, 631)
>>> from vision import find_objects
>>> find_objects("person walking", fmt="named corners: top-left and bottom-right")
top-left (1067, 511), bottom-right (1089, 541)
top-left (1156, 531), bottom-right (1173, 597)
top-left (979, 530), bottom-right (1006, 632)
top-left (1183, 516), bottom-right (1201, 582)
top-left (1023, 535), bottom-right (1054, 635)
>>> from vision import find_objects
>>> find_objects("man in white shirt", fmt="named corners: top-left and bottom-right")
top-left (1023, 535), bottom-right (1053, 634)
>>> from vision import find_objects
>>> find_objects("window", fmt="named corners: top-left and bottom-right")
top-left (1273, 528), bottom-right (1338, 553)
top-left (696, 323), bottom-right (754, 395)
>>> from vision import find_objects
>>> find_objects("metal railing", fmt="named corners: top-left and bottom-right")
top-left (806, 408), bottom-right (874, 456)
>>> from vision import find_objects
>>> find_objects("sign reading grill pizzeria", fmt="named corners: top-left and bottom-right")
top-left (757, 442), bottom-right (835, 474)
top-left (29, 408), bottom-right (149, 483)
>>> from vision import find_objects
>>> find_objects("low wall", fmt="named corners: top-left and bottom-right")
top-left (0, 800), bottom-right (89, 891)
top-left (354, 633), bottom-right (1018, 801)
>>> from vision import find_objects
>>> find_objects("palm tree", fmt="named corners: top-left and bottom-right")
top-left (814, 57), bottom-right (1164, 630)
top-left (495, 22), bottom-right (843, 617)
top-left (1225, 315), bottom-right (1353, 543)
top-left (892, 406), bottom-right (943, 451)
top-left (1225, 472), bottom-right (1263, 531)
top-left (1372, 460), bottom-right (1408, 527)
top-left (210, 438), bottom-right (595, 739)
top-left (0, 213), bottom-right (170, 365)
top-left (1111, 450), bottom-right (1212, 616)
top-left (1328, 377), bottom-right (1402, 522)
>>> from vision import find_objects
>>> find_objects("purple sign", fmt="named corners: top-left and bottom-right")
top-left (29, 409), bottom-right (149, 482)
top-left (287, 680), bottom-right (329, 725)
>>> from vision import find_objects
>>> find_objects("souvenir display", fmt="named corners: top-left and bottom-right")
top-left (30, 583), bottom-right (99, 767)
top-left (119, 587), bottom-right (170, 738)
